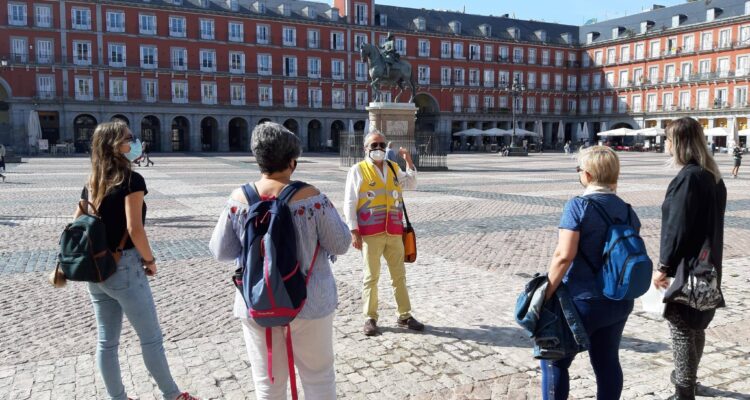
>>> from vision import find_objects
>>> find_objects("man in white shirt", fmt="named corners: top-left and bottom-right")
top-left (344, 130), bottom-right (424, 336)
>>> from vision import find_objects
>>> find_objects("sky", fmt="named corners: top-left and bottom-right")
top-left (374, 0), bottom-right (688, 26)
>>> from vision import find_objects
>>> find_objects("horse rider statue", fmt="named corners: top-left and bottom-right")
top-left (380, 32), bottom-right (400, 77)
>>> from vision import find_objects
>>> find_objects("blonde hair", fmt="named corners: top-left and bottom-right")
top-left (88, 121), bottom-right (133, 208)
top-left (576, 146), bottom-right (620, 186)
top-left (666, 117), bottom-right (721, 183)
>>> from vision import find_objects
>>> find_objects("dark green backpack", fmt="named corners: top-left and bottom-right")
top-left (55, 201), bottom-right (126, 282)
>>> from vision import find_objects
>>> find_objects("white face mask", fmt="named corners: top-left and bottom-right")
top-left (369, 149), bottom-right (386, 161)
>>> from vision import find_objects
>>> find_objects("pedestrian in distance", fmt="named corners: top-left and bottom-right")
top-left (653, 117), bottom-right (727, 400)
top-left (143, 141), bottom-right (155, 167)
top-left (731, 144), bottom-right (742, 178)
top-left (209, 122), bottom-right (351, 399)
top-left (0, 143), bottom-right (6, 183)
top-left (541, 146), bottom-right (641, 400)
top-left (385, 141), bottom-right (399, 163)
top-left (344, 130), bottom-right (425, 336)
top-left (564, 141), bottom-right (571, 154)
top-left (49, 121), bottom-right (198, 400)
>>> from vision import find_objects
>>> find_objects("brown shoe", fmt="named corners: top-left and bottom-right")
top-left (397, 316), bottom-right (425, 331)
top-left (363, 318), bottom-right (379, 336)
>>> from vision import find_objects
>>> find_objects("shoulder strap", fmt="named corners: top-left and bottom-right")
top-left (241, 183), bottom-right (262, 206)
top-left (278, 181), bottom-right (308, 204)
top-left (386, 161), bottom-right (411, 227)
top-left (578, 196), bottom-right (614, 226)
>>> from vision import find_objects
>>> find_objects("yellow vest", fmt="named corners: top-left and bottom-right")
top-left (356, 160), bottom-right (404, 236)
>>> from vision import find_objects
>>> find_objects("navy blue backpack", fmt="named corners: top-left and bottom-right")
top-left (578, 197), bottom-right (652, 300)
top-left (233, 181), bottom-right (319, 400)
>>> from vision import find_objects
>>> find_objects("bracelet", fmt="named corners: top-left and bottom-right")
top-left (142, 257), bottom-right (156, 266)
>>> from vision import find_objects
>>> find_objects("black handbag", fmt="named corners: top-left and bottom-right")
top-left (664, 239), bottom-right (724, 311)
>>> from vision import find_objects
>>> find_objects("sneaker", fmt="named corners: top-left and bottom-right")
top-left (175, 393), bottom-right (200, 400)
top-left (363, 318), bottom-right (379, 336)
top-left (397, 316), bottom-right (425, 331)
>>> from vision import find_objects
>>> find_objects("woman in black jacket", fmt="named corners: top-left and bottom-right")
top-left (653, 117), bottom-right (727, 400)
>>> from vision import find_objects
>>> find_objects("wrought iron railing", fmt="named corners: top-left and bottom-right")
top-left (339, 132), bottom-right (448, 170)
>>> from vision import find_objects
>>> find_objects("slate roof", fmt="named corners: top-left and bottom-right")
top-left (115, 0), bottom-right (336, 23)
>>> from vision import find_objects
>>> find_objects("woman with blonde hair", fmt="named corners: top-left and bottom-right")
top-left (51, 121), bottom-right (198, 400)
top-left (653, 117), bottom-right (726, 400)
top-left (541, 146), bottom-right (641, 399)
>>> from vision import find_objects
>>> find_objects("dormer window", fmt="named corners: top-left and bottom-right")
top-left (173, 0), bottom-right (182, 5)
top-left (707, 8), bottom-right (722, 22)
top-left (507, 27), bottom-right (519, 40)
top-left (535, 30), bottom-right (547, 42)
top-left (226, 0), bottom-right (238, 11)
top-left (254, 1), bottom-right (266, 13)
top-left (746, 1), bottom-right (750, 15)
top-left (561, 32), bottom-right (573, 44)
top-left (672, 14), bottom-right (686, 28)
top-left (612, 27), bottom-right (620, 39)
top-left (199, 0), bottom-right (208, 8)
top-left (379, 13), bottom-right (387, 27)
top-left (302, 6), bottom-right (316, 18)
top-left (414, 17), bottom-right (426, 31)
top-left (449, 21), bottom-right (461, 34)
top-left (586, 31), bottom-right (599, 44)
top-left (278, 3), bottom-right (291, 17)
top-left (479, 24), bottom-right (491, 37)
top-left (640, 21), bottom-right (654, 34)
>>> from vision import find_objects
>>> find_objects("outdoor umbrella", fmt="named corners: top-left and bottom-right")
top-left (535, 121), bottom-right (543, 138)
top-left (581, 122), bottom-right (590, 143)
top-left (27, 110), bottom-right (42, 150)
top-left (482, 128), bottom-right (512, 137)
top-left (557, 120), bottom-right (565, 143)
top-left (632, 127), bottom-right (665, 136)
top-left (597, 127), bottom-right (635, 137)
top-left (575, 123), bottom-right (582, 143)
top-left (729, 117), bottom-right (740, 148)
top-left (704, 127), bottom-right (729, 137)
top-left (453, 128), bottom-right (485, 137)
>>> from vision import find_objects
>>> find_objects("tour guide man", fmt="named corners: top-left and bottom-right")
top-left (344, 130), bottom-right (425, 336)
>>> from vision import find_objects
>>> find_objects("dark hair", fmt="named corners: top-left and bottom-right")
top-left (666, 117), bottom-right (721, 183)
top-left (251, 122), bottom-right (302, 174)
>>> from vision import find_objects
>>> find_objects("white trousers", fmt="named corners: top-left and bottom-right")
top-left (241, 313), bottom-right (336, 400)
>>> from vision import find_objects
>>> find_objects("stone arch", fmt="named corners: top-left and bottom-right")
top-left (141, 115), bottom-right (160, 152)
top-left (171, 116), bottom-right (190, 152)
top-left (228, 117), bottom-right (248, 152)
top-left (257, 118), bottom-right (273, 125)
top-left (330, 120), bottom-right (345, 150)
top-left (611, 122), bottom-right (634, 129)
top-left (414, 92), bottom-right (440, 132)
top-left (110, 114), bottom-right (130, 126)
top-left (353, 120), bottom-right (366, 133)
top-left (200, 116), bottom-right (219, 151)
top-left (73, 114), bottom-right (97, 153)
top-left (307, 119), bottom-right (323, 151)
top-left (283, 118), bottom-right (299, 134)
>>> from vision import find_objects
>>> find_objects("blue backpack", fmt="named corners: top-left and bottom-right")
top-left (577, 197), bottom-right (652, 300)
top-left (233, 181), bottom-right (319, 400)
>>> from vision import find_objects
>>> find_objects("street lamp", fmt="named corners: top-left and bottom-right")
top-left (502, 78), bottom-right (527, 148)
top-left (0, 57), bottom-right (8, 69)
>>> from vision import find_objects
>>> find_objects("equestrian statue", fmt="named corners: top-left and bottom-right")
top-left (359, 33), bottom-right (416, 103)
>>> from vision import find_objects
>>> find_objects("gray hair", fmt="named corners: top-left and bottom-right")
top-left (363, 130), bottom-right (385, 146)
top-left (251, 122), bottom-right (302, 174)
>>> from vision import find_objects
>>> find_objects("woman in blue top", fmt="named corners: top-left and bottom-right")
top-left (541, 146), bottom-right (641, 400)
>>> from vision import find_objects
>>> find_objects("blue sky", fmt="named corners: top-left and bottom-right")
top-left (374, 0), bottom-right (687, 26)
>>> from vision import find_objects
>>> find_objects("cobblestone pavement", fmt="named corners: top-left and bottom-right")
top-left (1, 152), bottom-right (749, 400)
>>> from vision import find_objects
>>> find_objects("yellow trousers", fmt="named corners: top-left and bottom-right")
top-left (361, 233), bottom-right (412, 321)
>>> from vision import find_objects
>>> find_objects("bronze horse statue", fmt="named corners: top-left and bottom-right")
top-left (359, 43), bottom-right (416, 103)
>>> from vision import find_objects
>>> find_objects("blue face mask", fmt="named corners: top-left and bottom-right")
top-left (124, 138), bottom-right (142, 162)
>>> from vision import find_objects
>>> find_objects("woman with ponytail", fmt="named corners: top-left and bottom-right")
top-left (51, 121), bottom-right (198, 400)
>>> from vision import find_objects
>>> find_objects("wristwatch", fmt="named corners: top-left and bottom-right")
top-left (657, 263), bottom-right (670, 273)
top-left (142, 257), bottom-right (156, 266)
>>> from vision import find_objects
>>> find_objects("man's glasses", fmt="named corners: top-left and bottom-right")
top-left (368, 142), bottom-right (386, 150)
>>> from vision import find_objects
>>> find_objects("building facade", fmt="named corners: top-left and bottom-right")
top-left (1, 0), bottom-right (749, 152)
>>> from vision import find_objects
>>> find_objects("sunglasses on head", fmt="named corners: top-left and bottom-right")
top-left (368, 142), bottom-right (386, 150)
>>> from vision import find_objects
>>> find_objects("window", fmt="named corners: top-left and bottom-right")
top-left (681, 62), bottom-right (692, 80)
top-left (633, 68), bottom-right (643, 85)
top-left (332, 59), bottom-right (344, 80)
top-left (718, 29), bottom-right (731, 49)
top-left (170, 16), bottom-right (186, 37)
top-left (468, 95), bottom-right (478, 112)
top-left (72, 8), bottom-right (91, 30)
top-left (513, 47), bottom-right (523, 63)
top-left (648, 41), bottom-right (660, 58)
top-left (257, 25), bottom-right (270, 44)
top-left (499, 46), bottom-right (509, 62)
top-left (35, 5), bottom-right (51, 27)
top-left (527, 72), bottom-right (536, 89)
top-left (541, 98), bottom-right (549, 113)
top-left (229, 22), bottom-right (244, 42)
top-left (580, 74), bottom-right (589, 90)
top-left (603, 97), bottom-right (613, 113)
top-left (379, 14), bottom-right (388, 26)
top-left (593, 50), bottom-right (603, 65)
top-left (356, 62), bottom-right (368, 81)
top-left (355, 3), bottom-right (368, 25)
top-left (201, 82), bottom-right (217, 105)
top-left (701, 32), bottom-right (713, 51)
top-left (663, 92), bottom-right (674, 110)
top-left (631, 95), bottom-right (642, 112)
top-left (229, 52), bottom-right (245, 74)
top-left (620, 46), bottom-right (630, 63)
top-left (554, 74), bottom-right (562, 90)
top-left (355, 34), bottom-right (368, 51)
top-left (484, 45), bottom-right (493, 62)
top-left (579, 98), bottom-right (589, 114)
top-left (592, 98), bottom-right (600, 113)
top-left (717, 58), bottom-right (729, 77)
top-left (356, 90), bottom-right (368, 110)
top-left (308, 88), bottom-right (322, 108)
top-left (75, 77), bottom-right (93, 101)
top-left (10, 37), bottom-right (27, 63)
top-left (499, 95), bottom-right (508, 109)
top-left (441, 42), bottom-right (451, 58)
top-left (284, 87), bottom-right (298, 107)
top-left (454, 68), bottom-right (464, 86)
top-left (715, 88), bottom-right (727, 107)
top-left (697, 90), bottom-right (709, 109)
top-left (140, 46), bottom-right (157, 69)
top-left (734, 86), bottom-right (747, 107)
top-left (592, 73), bottom-right (601, 90)
top-left (582, 52), bottom-right (591, 68)
top-left (441, 67), bottom-right (451, 85)
top-left (230, 84), bottom-right (245, 105)
top-left (606, 48), bottom-right (615, 64)
top-left (682, 35), bottom-right (695, 53)
top-left (308, 57), bottom-right (321, 78)
top-left (469, 44), bottom-right (481, 61)
top-left (395, 38), bottom-right (406, 55)
top-left (542, 49), bottom-right (550, 65)
top-left (172, 81), bottom-right (188, 103)
top-left (484, 96), bottom-right (494, 110)
top-left (107, 11), bottom-right (125, 32)
top-left (418, 66), bottom-right (430, 85)
top-left (418, 40), bottom-right (430, 57)
top-left (556, 51), bottom-right (564, 67)
top-left (283, 56), bottom-right (297, 77)
top-left (139, 14), bottom-right (156, 35)
top-left (200, 50), bottom-right (216, 72)
top-left (109, 78), bottom-right (127, 101)
top-left (200, 19), bottom-right (215, 39)
top-left (331, 32), bottom-right (344, 50)
top-left (499, 71), bottom-right (510, 87)
top-left (468, 69), bottom-right (480, 86)
top-left (73, 41), bottom-right (91, 66)
top-left (699, 59), bottom-right (710, 78)
top-left (453, 42), bottom-right (463, 59)
top-left (36, 39), bottom-right (53, 64)
top-left (617, 96), bottom-right (628, 113)
top-left (568, 99), bottom-right (577, 114)
top-left (483, 70), bottom-right (494, 88)
top-left (259, 86), bottom-right (273, 106)
top-left (143, 80), bottom-right (158, 102)
top-left (619, 70), bottom-right (628, 87)
top-left (332, 89), bottom-right (345, 109)
top-left (171, 48), bottom-right (187, 70)
top-left (453, 94), bottom-right (462, 112)
top-left (568, 75), bottom-right (577, 91)
top-left (36, 75), bottom-right (55, 99)
top-left (605, 72), bottom-right (614, 88)
top-left (109, 44), bottom-right (126, 67)
top-left (308, 29), bottom-right (320, 48)
top-left (679, 91), bottom-right (691, 109)
top-left (528, 48), bottom-right (537, 65)
top-left (540, 72), bottom-right (549, 90)
top-left (258, 54), bottom-right (271, 75)
top-left (283, 27), bottom-right (296, 46)
top-left (649, 66), bottom-right (659, 84)
top-left (737, 56), bottom-right (750, 76)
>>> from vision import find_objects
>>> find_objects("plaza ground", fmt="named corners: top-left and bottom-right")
top-left (0, 152), bottom-right (748, 400)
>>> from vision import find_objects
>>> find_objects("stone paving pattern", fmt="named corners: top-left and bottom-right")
top-left (1, 152), bottom-right (749, 400)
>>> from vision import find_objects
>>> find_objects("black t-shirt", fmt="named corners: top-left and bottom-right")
top-left (81, 172), bottom-right (148, 252)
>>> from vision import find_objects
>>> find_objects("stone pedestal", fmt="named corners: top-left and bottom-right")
top-left (366, 102), bottom-right (417, 167)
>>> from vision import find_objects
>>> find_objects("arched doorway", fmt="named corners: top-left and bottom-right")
top-left (0, 81), bottom-right (11, 146)
top-left (307, 119), bottom-right (322, 151)
top-left (141, 116), bottom-right (160, 152)
top-left (330, 120), bottom-right (345, 151)
top-left (258, 118), bottom-right (272, 125)
top-left (73, 114), bottom-right (97, 153)
top-left (611, 122), bottom-right (634, 129)
top-left (111, 114), bottom-right (129, 126)
top-left (228, 117), bottom-right (247, 152)
top-left (354, 120), bottom-right (365, 133)
top-left (201, 117), bottom-right (218, 151)
top-left (171, 116), bottom-right (189, 152)
top-left (283, 118), bottom-right (299, 134)
top-left (414, 93), bottom-right (440, 132)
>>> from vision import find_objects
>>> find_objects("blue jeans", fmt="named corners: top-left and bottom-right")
top-left (541, 298), bottom-right (634, 400)
top-left (88, 249), bottom-right (181, 400)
